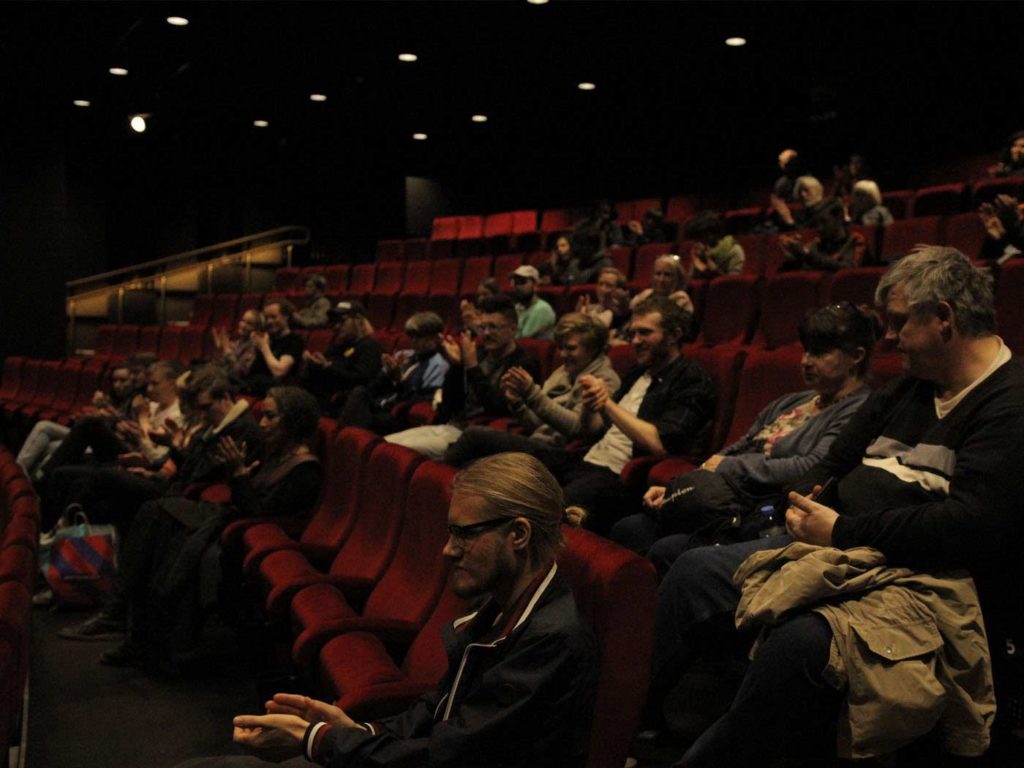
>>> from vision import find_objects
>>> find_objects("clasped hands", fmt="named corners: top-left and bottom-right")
top-left (500, 366), bottom-right (534, 405)
top-left (232, 693), bottom-right (364, 761)
top-left (577, 374), bottom-right (610, 412)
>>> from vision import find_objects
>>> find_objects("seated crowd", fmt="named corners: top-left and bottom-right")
top-left (11, 145), bottom-right (1024, 767)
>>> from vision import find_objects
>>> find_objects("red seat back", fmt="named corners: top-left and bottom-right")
top-left (725, 347), bottom-right (806, 448)
top-left (827, 267), bottom-right (886, 307)
top-left (880, 216), bottom-right (944, 262)
top-left (158, 325), bottom-right (184, 361)
top-left (347, 264), bottom-right (376, 297)
top-left (692, 275), bottom-right (760, 347)
top-left (751, 272), bottom-right (827, 350)
top-left (375, 240), bottom-right (403, 262)
top-left (996, 260), bottom-right (1024, 356)
top-left (427, 259), bottom-right (462, 297)
top-left (210, 295), bottom-right (239, 329)
top-left (459, 257), bottom-right (493, 297)
top-left (372, 261), bottom-right (404, 296)
top-left (0, 358), bottom-right (25, 401)
top-left (682, 346), bottom-right (746, 454)
top-left (881, 189), bottom-right (913, 220)
top-left (944, 212), bottom-right (987, 262)
top-left (431, 216), bottom-right (460, 241)
top-left (910, 183), bottom-right (966, 217)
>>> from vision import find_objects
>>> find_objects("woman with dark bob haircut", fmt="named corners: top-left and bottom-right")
top-left (69, 386), bottom-right (323, 670)
top-left (613, 302), bottom-right (880, 575)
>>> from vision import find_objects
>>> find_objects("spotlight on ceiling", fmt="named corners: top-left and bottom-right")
top-left (527, 0), bottom-right (550, 4)
top-left (109, 67), bottom-right (128, 76)
top-left (471, 114), bottom-right (488, 123)
top-left (577, 82), bottom-right (596, 91)
top-left (166, 16), bottom-right (189, 26)
top-left (412, 133), bottom-right (428, 141)
top-left (253, 119), bottom-right (269, 128)
top-left (310, 93), bottom-right (327, 102)
top-left (130, 115), bottom-right (147, 133)
top-left (725, 37), bottom-right (747, 47)
top-left (398, 53), bottom-right (418, 63)
top-left (73, 99), bottom-right (91, 108)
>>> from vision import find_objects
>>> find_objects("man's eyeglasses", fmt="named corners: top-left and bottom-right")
top-left (446, 517), bottom-right (513, 544)
top-left (478, 322), bottom-right (510, 332)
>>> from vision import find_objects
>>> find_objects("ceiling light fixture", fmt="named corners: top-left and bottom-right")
top-left (577, 82), bottom-right (596, 91)
top-left (725, 37), bottom-right (747, 47)
top-left (412, 133), bottom-right (428, 141)
top-left (109, 67), bottom-right (128, 76)
top-left (73, 99), bottom-right (91, 108)
top-left (166, 16), bottom-right (189, 26)
top-left (398, 53), bottom-right (418, 63)
top-left (253, 119), bottom-right (269, 128)
top-left (310, 93), bottom-right (327, 102)
top-left (130, 114), bottom-right (147, 133)
top-left (527, 0), bottom-right (550, 4)
top-left (471, 114), bottom-right (488, 123)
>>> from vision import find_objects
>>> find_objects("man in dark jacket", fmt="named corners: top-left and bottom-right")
top-left (301, 300), bottom-right (383, 414)
top-left (385, 295), bottom-right (541, 459)
top-left (558, 294), bottom-right (715, 535)
top-left (175, 452), bottom-right (597, 768)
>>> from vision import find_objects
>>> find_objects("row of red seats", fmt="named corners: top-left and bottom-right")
top-left (221, 424), bottom-right (657, 768)
top-left (373, 177), bottom-right (1023, 260)
top-left (0, 449), bottom-right (38, 762)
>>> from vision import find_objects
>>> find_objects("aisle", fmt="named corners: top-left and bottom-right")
top-left (27, 607), bottom-right (259, 768)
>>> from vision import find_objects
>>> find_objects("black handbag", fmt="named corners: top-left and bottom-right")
top-left (657, 469), bottom-right (751, 539)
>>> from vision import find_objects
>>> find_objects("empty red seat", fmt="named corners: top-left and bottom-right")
top-left (365, 295), bottom-right (396, 331)
top-left (911, 183), bottom-right (966, 217)
top-left (274, 267), bottom-right (302, 292)
top-left (347, 264), bottom-right (376, 297)
top-left (606, 246), bottom-right (632, 277)
top-left (16, 360), bottom-right (61, 422)
top-left (136, 325), bottom-right (160, 355)
top-left (159, 325), bottom-right (186, 361)
top-left (459, 256), bottom-right (493, 297)
top-left (681, 345), bottom-right (746, 456)
top-left (372, 261), bottom-right (404, 295)
top-left (34, 361), bottom-right (82, 422)
top-left (827, 267), bottom-right (886, 307)
top-left (734, 233), bottom-right (771, 276)
top-left (0, 580), bottom-right (31, 755)
top-left (0, 358), bottom-right (25, 405)
top-left (324, 265), bottom-right (350, 294)
top-left (190, 296), bottom-right (214, 327)
top-left (751, 272), bottom-right (827, 349)
top-left (401, 238), bottom-right (426, 261)
top-left (944, 212), bottom-right (988, 262)
top-left (666, 195), bottom-right (699, 224)
top-left (210, 295), bottom-right (240, 329)
top-left (996, 260), bottom-right (1024, 356)
top-left (881, 189), bottom-right (913, 220)
top-left (376, 240), bottom-right (404, 262)
top-left (540, 208), bottom-right (572, 232)
top-left (431, 216), bottom-right (460, 241)
top-left (2, 360), bottom-right (42, 416)
top-left (617, 197), bottom-right (662, 223)
top-left (880, 216), bottom-right (944, 262)
top-left (291, 460), bottom-right (456, 668)
top-left (93, 325), bottom-right (118, 357)
top-left (492, 253), bottom-right (525, 283)
top-left (726, 347), bottom-right (806, 451)
top-left (111, 325), bottom-right (140, 358)
top-left (427, 259), bottom-right (461, 297)
top-left (178, 326), bottom-right (206, 363)
top-left (971, 176), bottom-right (1024, 206)
top-left (607, 344), bottom-right (637, 379)
top-left (510, 209), bottom-right (540, 252)
top-left (400, 261), bottom-right (431, 297)
top-left (691, 275), bottom-right (760, 348)
top-left (724, 207), bottom-right (765, 235)
top-left (259, 442), bottom-right (425, 617)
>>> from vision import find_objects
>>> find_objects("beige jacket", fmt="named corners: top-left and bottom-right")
top-left (734, 542), bottom-right (995, 759)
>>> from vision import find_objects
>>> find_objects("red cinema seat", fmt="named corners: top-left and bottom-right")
top-left (60, 361), bottom-right (104, 423)
top-left (324, 265), bottom-right (350, 294)
top-left (305, 329), bottom-right (335, 355)
top-left (402, 238), bottom-right (427, 261)
top-left (517, 338), bottom-right (555, 381)
top-left (401, 261), bottom-right (432, 298)
top-left (237, 292), bottom-right (263, 317)
top-left (607, 344), bottom-right (637, 380)
top-left (511, 209), bottom-right (540, 253)
top-left (375, 240), bottom-right (403, 262)
top-left (850, 224), bottom-right (880, 265)
top-left (751, 272), bottom-right (827, 350)
top-left (1, 360), bottom-right (42, 418)
top-left (290, 461), bottom-right (457, 668)
top-left (459, 256), bottom-right (494, 298)
top-left (429, 217), bottom-right (460, 260)
top-left (0, 543), bottom-right (33, 591)
top-left (681, 345), bottom-right (746, 457)
top-left (365, 295), bottom-right (396, 331)
top-left (241, 428), bottom-right (380, 576)
top-left (996, 260), bottom-right (1024, 356)
top-left (274, 267), bottom-right (302, 292)
top-left (971, 176), bottom-right (1024, 207)
top-left (111, 325), bottom-right (140, 359)
top-left (190, 295), bottom-right (214, 327)
top-left (93, 325), bottom-right (118, 357)
top-left (157, 325), bottom-right (184, 361)
top-left (259, 443), bottom-right (424, 617)
top-left (536, 285), bottom-right (572, 318)
top-left (881, 189), bottom-right (913, 220)
top-left (691, 275), bottom-right (760, 348)
top-left (483, 212), bottom-right (513, 255)
top-left (0, 581), bottom-right (31, 752)
top-left (493, 253), bottom-right (525, 283)
top-left (910, 183), bottom-right (966, 217)
top-left (427, 259), bottom-right (461, 297)
top-left (34, 361), bottom-right (82, 422)
top-left (880, 216), bottom-right (944, 263)
top-left (456, 215), bottom-right (484, 258)
top-left (372, 261), bottom-right (404, 296)
top-left (944, 212), bottom-right (988, 262)
top-left (347, 264), bottom-right (376, 299)
top-left (178, 326), bottom-right (206, 363)
top-left (0, 358), bottom-right (26, 405)
top-left (210, 295), bottom-right (240, 330)
top-left (827, 267), bottom-right (886, 307)
top-left (734, 233), bottom-right (771, 277)
top-left (725, 347), bottom-right (806, 452)
top-left (540, 208), bottom-right (572, 233)
top-left (606, 246), bottom-right (633, 278)
top-left (724, 207), bottom-right (765, 235)
top-left (618, 197), bottom-right (662, 224)
top-left (666, 195), bottom-right (699, 225)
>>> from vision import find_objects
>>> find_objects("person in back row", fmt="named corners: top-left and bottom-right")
top-left (554, 295), bottom-right (714, 536)
top-left (630, 254), bottom-right (694, 315)
top-left (649, 246), bottom-right (1024, 766)
top-left (443, 312), bottom-right (620, 466)
top-left (684, 211), bottom-right (746, 278)
top-left (301, 300), bottom-right (382, 415)
top-left (509, 265), bottom-right (556, 340)
top-left (243, 300), bottom-right (304, 396)
top-left (174, 452), bottom-right (596, 768)
top-left (612, 302), bottom-right (877, 575)
top-left (385, 295), bottom-right (541, 460)
top-left (291, 274), bottom-right (331, 329)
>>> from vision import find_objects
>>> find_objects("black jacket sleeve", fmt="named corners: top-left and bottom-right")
top-left (226, 461), bottom-right (322, 522)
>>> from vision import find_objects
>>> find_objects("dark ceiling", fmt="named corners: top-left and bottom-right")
top-left (0, 1), bottom-right (1019, 227)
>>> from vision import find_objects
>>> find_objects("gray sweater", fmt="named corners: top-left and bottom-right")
top-left (716, 387), bottom-right (870, 497)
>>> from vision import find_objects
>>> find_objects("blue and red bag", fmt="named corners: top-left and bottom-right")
top-left (39, 511), bottom-right (118, 608)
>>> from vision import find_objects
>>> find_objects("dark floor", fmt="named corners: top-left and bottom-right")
top-left (27, 606), bottom-right (259, 768)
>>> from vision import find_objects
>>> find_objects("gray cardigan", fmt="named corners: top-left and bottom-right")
top-left (716, 387), bottom-right (871, 497)
top-left (512, 354), bottom-right (620, 446)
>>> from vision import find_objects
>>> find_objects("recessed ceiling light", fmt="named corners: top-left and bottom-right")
top-left (412, 133), bottom-right (428, 141)
top-left (73, 99), bottom-right (91, 108)
top-left (109, 67), bottom-right (128, 76)
top-left (310, 93), bottom-right (327, 102)
top-left (253, 119), bottom-right (269, 128)
top-left (398, 53), bottom-right (418, 63)
top-left (725, 37), bottom-right (747, 47)
top-left (527, 0), bottom-right (550, 4)
top-left (471, 114), bottom-right (488, 123)
top-left (166, 16), bottom-right (189, 26)
top-left (577, 82), bottom-right (596, 91)
top-left (130, 115), bottom-right (147, 133)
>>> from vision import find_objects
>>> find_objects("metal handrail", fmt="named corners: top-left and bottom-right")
top-left (65, 224), bottom-right (310, 293)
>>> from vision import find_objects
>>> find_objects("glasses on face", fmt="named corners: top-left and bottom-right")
top-left (446, 516), bottom-right (512, 545)
top-left (478, 322), bottom-right (509, 333)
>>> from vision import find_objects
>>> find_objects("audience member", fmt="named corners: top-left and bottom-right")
top-left (613, 302), bottom-right (877, 574)
top-left (72, 386), bottom-right (322, 669)
top-left (553, 295), bottom-right (713, 536)
top-left (17, 360), bottom-right (136, 481)
top-left (539, 235), bottom-right (578, 285)
top-left (459, 278), bottom-right (500, 334)
top-left (772, 148), bottom-right (803, 201)
top-left (444, 313), bottom-right (620, 465)
top-left (339, 311), bottom-right (450, 434)
top-left (569, 199), bottom-right (621, 271)
top-left (174, 452), bottom-right (596, 768)
top-left (771, 174), bottom-right (827, 231)
top-left (647, 247), bottom-right (1023, 765)
top-left (509, 265), bottom-right (556, 340)
top-left (385, 295), bottom-right (541, 460)
top-left (291, 275), bottom-right (331, 329)
top-left (624, 207), bottom-right (671, 247)
top-left (301, 300), bottom-right (382, 414)
top-left (978, 193), bottom-right (1024, 262)
top-left (630, 254), bottom-right (694, 315)
top-left (684, 212), bottom-right (746, 278)
top-left (212, 310), bottom-right (262, 381)
top-left (987, 130), bottom-right (1024, 178)
top-left (778, 197), bottom-right (866, 271)
top-left (243, 300), bottom-right (304, 396)
top-left (847, 179), bottom-right (894, 227)
top-left (575, 266), bottom-right (631, 335)
top-left (831, 152), bottom-right (867, 200)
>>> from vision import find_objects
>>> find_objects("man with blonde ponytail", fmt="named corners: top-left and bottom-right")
top-left (177, 453), bottom-right (597, 768)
